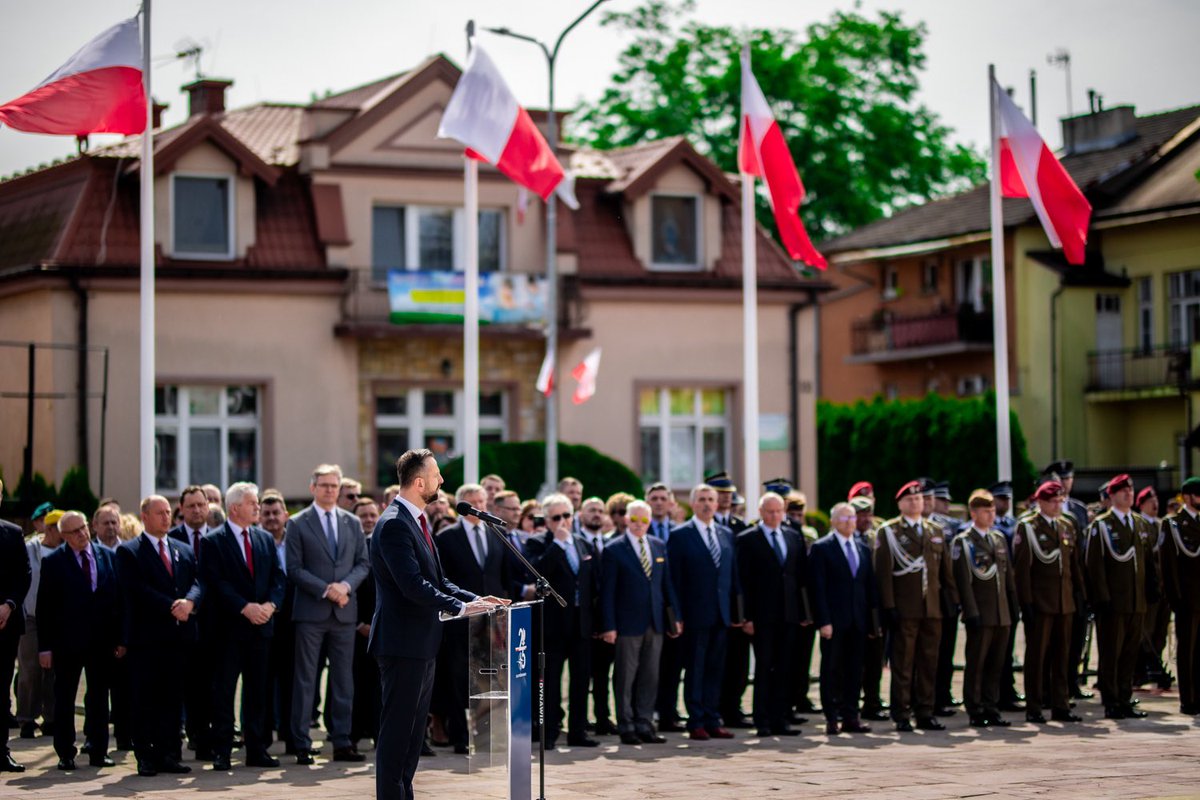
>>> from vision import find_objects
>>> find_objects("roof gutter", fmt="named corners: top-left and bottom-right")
top-left (828, 230), bottom-right (993, 264)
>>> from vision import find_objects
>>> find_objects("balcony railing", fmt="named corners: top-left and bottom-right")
top-left (851, 308), bottom-right (993, 358)
top-left (1086, 345), bottom-right (1193, 392)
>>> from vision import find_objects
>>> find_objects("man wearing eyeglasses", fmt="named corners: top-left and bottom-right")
top-left (599, 500), bottom-right (681, 745)
top-left (37, 511), bottom-right (123, 770)
top-left (530, 493), bottom-right (599, 748)
top-left (0, 480), bottom-right (31, 773)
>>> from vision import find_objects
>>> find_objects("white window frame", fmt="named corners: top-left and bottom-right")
top-left (956, 257), bottom-right (986, 312)
top-left (882, 264), bottom-right (900, 301)
top-left (170, 172), bottom-right (236, 260)
top-left (375, 388), bottom-right (508, 465)
top-left (921, 260), bottom-right (939, 294)
top-left (638, 387), bottom-right (732, 490)
top-left (648, 192), bottom-right (703, 272)
top-left (370, 204), bottom-right (506, 281)
top-left (1138, 276), bottom-right (1153, 353)
top-left (154, 384), bottom-right (261, 495)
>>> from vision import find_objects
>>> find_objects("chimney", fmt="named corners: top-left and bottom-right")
top-left (152, 100), bottom-right (169, 129)
top-left (182, 78), bottom-right (233, 118)
top-left (1061, 104), bottom-right (1137, 155)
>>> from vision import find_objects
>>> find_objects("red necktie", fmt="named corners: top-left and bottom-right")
top-left (242, 530), bottom-right (255, 577)
top-left (159, 539), bottom-right (174, 576)
top-left (419, 513), bottom-right (435, 553)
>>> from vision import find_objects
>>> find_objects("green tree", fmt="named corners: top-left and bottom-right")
top-left (572, 0), bottom-right (985, 238)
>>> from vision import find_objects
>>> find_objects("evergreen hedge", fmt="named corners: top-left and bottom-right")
top-left (441, 441), bottom-right (643, 501)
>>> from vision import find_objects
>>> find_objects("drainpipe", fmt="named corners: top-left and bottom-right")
top-left (71, 276), bottom-right (90, 479)
top-left (1050, 282), bottom-right (1064, 459)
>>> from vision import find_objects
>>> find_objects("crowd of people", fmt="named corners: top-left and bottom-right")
top-left (0, 454), bottom-right (1197, 781)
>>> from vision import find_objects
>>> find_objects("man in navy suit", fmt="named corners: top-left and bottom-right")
top-left (599, 499), bottom-right (681, 745)
top-left (370, 449), bottom-right (505, 800)
top-left (167, 485), bottom-right (215, 759)
top-left (0, 482), bottom-right (32, 773)
top-left (529, 492), bottom-right (601, 748)
top-left (433, 483), bottom-right (510, 754)
top-left (198, 482), bottom-right (286, 771)
top-left (810, 502), bottom-right (879, 734)
top-left (117, 495), bottom-right (202, 775)
top-left (737, 492), bottom-right (811, 737)
top-left (667, 484), bottom-right (740, 740)
top-left (37, 510), bottom-right (123, 770)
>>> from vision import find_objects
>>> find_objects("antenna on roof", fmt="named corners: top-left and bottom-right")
top-left (174, 38), bottom-right (204, 79)
top-left (1047, 48), bottom-right (1072, 117)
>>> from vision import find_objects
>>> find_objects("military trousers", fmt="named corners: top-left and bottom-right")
top-left (1023, 611), bottom-right (1072, 715)
top-left (889, 617), bottom-right (940, 721)
top-left (1095, 610), bottom-right (1142, 708)
top-left (1176, 608), bottom-right (1200, 709)
top-left (962, 623), bottom-right (1008, 716)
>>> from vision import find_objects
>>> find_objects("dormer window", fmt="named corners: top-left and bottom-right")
top-left (172, 174), bottom-right (234, 259)
top-left (650, 194), bottom-right (700, 270)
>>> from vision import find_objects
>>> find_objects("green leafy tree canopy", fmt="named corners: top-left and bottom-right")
top-left (572, 0), bottom-right (986, 238)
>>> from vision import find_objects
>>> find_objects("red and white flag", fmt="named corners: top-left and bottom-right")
top-left (738, 45), bottom-right (826, 270)
top-left (535, 347), bottom-right (554, 397)
top-left (994, 78), bottom-right (1091, 265)
top-left (570, 347), bottom-right (602, 406)
top-left (0, 16), bottom-right (145, 136)
top-left (438, 42), bottom-right (565, 200)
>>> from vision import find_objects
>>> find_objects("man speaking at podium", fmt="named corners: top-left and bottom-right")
top-left (369, 449), bottom-right (508, 800)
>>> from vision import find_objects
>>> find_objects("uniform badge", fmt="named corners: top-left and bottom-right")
top-left (655, 557), bottom-right (665, 563)
top-left (899, 535), bottom-right (910, 546)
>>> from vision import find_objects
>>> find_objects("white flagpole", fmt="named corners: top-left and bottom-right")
top-left (139, 0), bottom-right (155, 497)
top-left (988, 64), bottom-right (1013, 482)
top-left (741, 173), bottom-right (761, 512)
top-left (464, 156), bottom-right (480, 485)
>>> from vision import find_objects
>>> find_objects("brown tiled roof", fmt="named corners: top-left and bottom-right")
top-left (823, 104), bottom-right (1200, 254)
top-left (0, 163), bottom-right (88, 269)
top-left (310, 71), bottom-right (408, 110)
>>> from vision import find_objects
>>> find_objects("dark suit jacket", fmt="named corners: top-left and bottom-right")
top-left (368, 498), bottom-right (476, 661)
top-left (809, 532), bottom-right (878, 633)
top-left (37, 542), bottom-right (121, 656)
top-left (737, 524), bottom-right (811, 628)
top-left (116, 534), bottom-right (202, 648)
top-left (198, 522), bottom-right (286, 641)
top-left (0, 519), bottom-right (31, 638)
top-left (168, 524), bottom-right (208, 556)
top-left (667, 519), bottom-right (739, 629)
top-left (437, 519), bottom-right (508, 599)
top-left (600, 534), bottom-right (679, 636)
top-left (529, 533), bottom-right (597, 642)
top-left (285, 504), bottom-right (370, 624)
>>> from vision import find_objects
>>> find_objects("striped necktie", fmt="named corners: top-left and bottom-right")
top-left (703, 525), bottom-right (720, 566)
top-left (639, 537), bottom-right (652, 578)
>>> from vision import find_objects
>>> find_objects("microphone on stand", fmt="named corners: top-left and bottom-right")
top-left (455, 501), bottom-right (507, 528)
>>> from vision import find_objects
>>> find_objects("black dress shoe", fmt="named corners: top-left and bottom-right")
top-left (997, 701), bottom-right (1025, 712)
top-left (90, 755), bottom-right (116, 767)
top-left (934, 707), bottom-right (957, 717)
top-left (916, 717), bottom-right (946, 731)
top-left (1181, 703), bottom-right (1200, 715)
top-left (1123, 706), bottom-right (1147, 718)
top-left (1025, 711), bottom-right (1047, 724)
top-left (986, 714), bottom-right (1011, 727)
top-left (296, 752), bottom-right (315, 765)
top-left (58, 757), bottom-right (77, 771)
top-left (638, 731), bottom-right (666, 743)
top-left (895, 719), bottom-right (914, 732)
top-left (159, 758), bottom-right (192, 774)
top-left (80, 740), bottom-right (92, 755)
top-left (789, 716), bottom-right (809, 726)
top-left (724, 714), bottom-right (754, 729)
top-left (772, 726), bottom-right (802, 736)
top-left (333, 747), bottom-right (366, 762)
top-left (19, 722), bottom-right (37, 739)
top-left (137, 763), bottom-right (158, 777)
top-left (1070, 687), bottom-right (1094, 699)
top-left (795, 699), bottom-right (819, 714)
top-left (1, 753), bottom-right (26, 772)
top-left (861, 709), bottom-right (889, 721)
top-left (968, 714), bottom-right (991, 727)
top-left (1051, 710), bottom-right (1082, 722)
top-left (1103, 707), bottom-right (1127, 720)
top-left (841, 720), bottom-right (872, 733)
top-left (566, 736), bottom-right (600, 747)
top-left (211, 755), bottom-right (232, 771)
top-left (453, 744), bottom-right (470, 755)
top-left (593, 720), bottom-right (620, 736)
top-left (420, 742), bottom-right (436, 757)
top-left (619, 733), bottom-right (642, 745)
top-left (116, 738), bottom-right (134, 752)
top-left (755, 728), bottom-right (774, 737)
top-left (825, 721), bottom-right (840, 735)
top-left (246, 753), bottom-right (280, 768)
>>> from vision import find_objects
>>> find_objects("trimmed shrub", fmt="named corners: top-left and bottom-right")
top-left (442, 442), bottom-right (643, 501)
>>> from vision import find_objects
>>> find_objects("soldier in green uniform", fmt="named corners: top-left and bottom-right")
top-left (1085, 474), bottom-right (1158, 719)
top-left (875, 480), bottom-right (957, 731)
top-left (952, 490), bottom-right (1017, 727)
top-left (1161, 477), bottom-right (1200, 714)
top-left (1014, 480), bottom-right (1084, 723)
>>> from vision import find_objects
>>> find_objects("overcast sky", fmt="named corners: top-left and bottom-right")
top-left (1, 0), bottom-right (1197, 179)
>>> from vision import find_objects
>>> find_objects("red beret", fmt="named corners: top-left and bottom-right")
top-left (1135, 486), bottom-right (1157, 508)
top-left (1108, 474), bottom-right (1133, 493)
top-left (848, 481), bottom-right (874, 500)
top-left (1034, 480), bottom-right (1064, 501)
top-left (895, 480), bottom-right (922, 500)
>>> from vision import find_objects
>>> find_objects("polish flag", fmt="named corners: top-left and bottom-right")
top-left (438, 42), bottom-right (565, 200)
top-left (0, 16), bottom-right (145, 136)
top-left (994, 79), bottom-right (1091, 265)
top-left (738, 45), bottom-right (826, 270)
top-left (535, 347), bottom-right (554, 397)
top-left (571, 347), bottom-right (602, 406)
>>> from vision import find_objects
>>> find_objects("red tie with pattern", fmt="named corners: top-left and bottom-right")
top-left (159, 539), bottom-right (174, 576)
top-left (242, 530), bottom-right (255, 577)
top-left (419, 513), bottom-right (435, 553)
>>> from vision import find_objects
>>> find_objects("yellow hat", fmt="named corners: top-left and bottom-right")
top-left (44, 509), bottom-right (66, 525)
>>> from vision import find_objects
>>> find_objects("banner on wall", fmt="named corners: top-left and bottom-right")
top-left (387, 270), bottom-right (547, 325)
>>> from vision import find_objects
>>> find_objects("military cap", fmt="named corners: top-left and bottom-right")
top-left (704, 471), bottom-right (737, 492)
top-left (1135, 486), bottom-right (1157, 509)
top-left (967, 489), bottom-right (994, 509)
top-left (933, 481), bottom-right (952, 501)
top-left (1042, 460), bottom-right (1074, 478)
top-left (896, 480), bottom-right (923, 500)
top-left (1098, 481), bottom-right (1110, 501)
top-left (732, 492), bottom-right (745, 506)
top-left (847, 481), bottom-right (874, 500)
top-left (1034, 480), bottom-right (1064, 501)
top-left (32, 502), bottom-right (54, 520)
top-left (763, 477), bottom-right (793, 494)
top-left (1107, 473), bottom-right (1133, 494)
top-left (1181, 477), bottom-right (1200, 496)
top-left (988, 481), bottom-right (1013, 498)
top-left (850, 496), bottom-right (874, 512)
top-left (44, 509), bottom-right (66, 526)
top-left (917, 477), bottom-right (936, 495)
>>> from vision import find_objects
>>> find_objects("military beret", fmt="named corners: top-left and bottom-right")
top-left (988, 481), bottom-right (1013, 498)
top-left (1181, 477), bottom-right (1200, 496)
top-left (896, 480), bottom-right (923, 500)
top-left (850, 496), bottom-right (874, 512)
top-left (1108, 474), bottom-right (1133, 494)
top-left (847, 481), bottom-right (874, 500)
top-left (1042, 460), bottom-right (1074, 478)
top-left (763, 477), bottom-right (792, 494)
top-left (44, 509), bottom-right (66, 526)
top-left (32, 502), bottom-right (54, 520)
top-left (1034, 480), bottom-right (1064, 501)
top-left (704, 471), bottom-right (736, 492)
top-left (1135, 486), bottom-right (1157, 508)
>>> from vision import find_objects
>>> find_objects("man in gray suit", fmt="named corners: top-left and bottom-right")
top-left (286, 464), bottom-right (370, 764)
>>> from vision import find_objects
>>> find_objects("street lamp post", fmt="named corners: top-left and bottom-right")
top-left (486, 0), bottom-right (608, 497)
